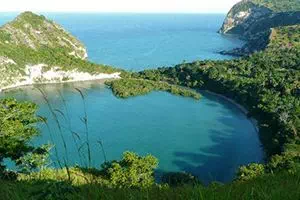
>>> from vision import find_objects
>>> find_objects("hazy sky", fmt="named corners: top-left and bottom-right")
top-left (0, 0), bottom-right (241, 13)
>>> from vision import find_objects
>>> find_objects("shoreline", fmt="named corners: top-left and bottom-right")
top-left (0, 70), bottom-right (121, 93)
top-left (0, 75), bottom-right (121, 93)
top-left (1, 77), bottom-right (260, 134)
top-left (202, 90), bottom-right (259, 133)
top-left (0, 77), bottom-right (119, 93)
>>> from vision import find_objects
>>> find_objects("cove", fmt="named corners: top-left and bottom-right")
top-left (2, 81), bottom-right (264, 184)
top-left (0, 13), bottom-right (263, 184)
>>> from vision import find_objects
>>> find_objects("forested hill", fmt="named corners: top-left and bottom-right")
top-left (252, 0), bottom-right (300, 12)
top-left (0, 12), bottom-right (119, 90)
top-left (0, 11), bottom-right (87, 59)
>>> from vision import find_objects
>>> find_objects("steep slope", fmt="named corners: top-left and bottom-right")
top-left (219, 0), bottom-right (300, 36)
top-left (219, 0), bottom-right (300, 55)
top-left (0, 12), bottom-right (120, 91)
top-left (1, 12), bottom-right (87, 59)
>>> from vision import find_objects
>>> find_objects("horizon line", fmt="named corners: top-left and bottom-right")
top-left (0, 11), bottom-right (228, 14)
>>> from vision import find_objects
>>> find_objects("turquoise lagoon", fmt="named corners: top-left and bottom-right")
top-left (0, 13), bottom-right (263, 183)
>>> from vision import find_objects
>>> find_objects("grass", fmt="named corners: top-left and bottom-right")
top-left (1, 170), bottom-right (300, 200)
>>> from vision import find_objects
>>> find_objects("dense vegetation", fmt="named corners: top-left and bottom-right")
top-left (1, 170), bottom-right (300, 199)
top-left (105, 78), bottom-right (201, 100)
top-left (0, 98), bottom-right (50, 178)
top-left (252, 0), bottom-right (300, 12)
top-left (131, 25), bottom-right (300, 171)
top-left (230, 0), bottom-right (300, 13)
top-left (220, 0), bottom-right (300, 55)
top-left (19, 152), bottom-right (159, 188)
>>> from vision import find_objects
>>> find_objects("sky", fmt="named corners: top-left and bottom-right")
top-left (0, 0), bottom-right (241, 13)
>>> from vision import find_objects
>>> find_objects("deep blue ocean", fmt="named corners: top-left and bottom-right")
top-left (0, 13), bottom-right (263, 184)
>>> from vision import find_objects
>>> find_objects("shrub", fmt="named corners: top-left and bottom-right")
top-left (237, 163), bottom-right (265, 181)
top-left (161, 172), bottom-right (201, 187)
top-left (101, 151), bottom-right (158, 188)
top-left (267, 152), bottom-right (300, 174)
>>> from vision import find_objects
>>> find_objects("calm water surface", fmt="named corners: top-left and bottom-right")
top-left (0, 13), bottom-right (262, 183)
top-left (0, 13), bottom-right (244, 70)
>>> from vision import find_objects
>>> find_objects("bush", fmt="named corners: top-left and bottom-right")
top-left (101, 151), bottom-right (158, 188)
top-left (267, 152), bottom-right (300, 174)
top-left (237, 163), bottom-right (265, 181)
top-left (161, 172), bottom-right (201, 187)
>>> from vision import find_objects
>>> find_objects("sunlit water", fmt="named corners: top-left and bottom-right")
top-left (0, 13), bottom-right (263, 183)
top-left (0, 13), bottom-right (244, 70)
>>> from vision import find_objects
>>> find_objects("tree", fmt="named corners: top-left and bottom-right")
top-left (101, 151), bottom-right (158, 188)
top-left (0, 98), bottom-right (49, 179)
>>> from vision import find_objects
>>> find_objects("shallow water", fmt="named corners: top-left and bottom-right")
top-left (0, 13), bottom-right (263, 183)
top-left (3, 82), bottom-right (263, 183)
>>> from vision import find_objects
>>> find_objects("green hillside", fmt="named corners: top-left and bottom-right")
top-left (252, 0), bottom-right (300, 12)
top-left (0, 12), bottom-right (119, 89)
